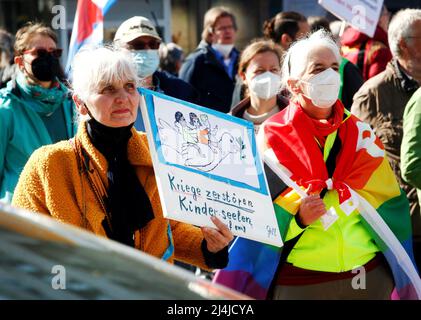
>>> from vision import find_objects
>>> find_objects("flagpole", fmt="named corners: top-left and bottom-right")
top-left (163, 0), bottom-right (171, 43)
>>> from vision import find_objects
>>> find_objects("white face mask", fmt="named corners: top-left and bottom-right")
top-left (248, 71), bottom-right (282, 100)
top-left (300, 68), bottom-right (341, 108)
top-left (212, 43), bottom-right (234, 58)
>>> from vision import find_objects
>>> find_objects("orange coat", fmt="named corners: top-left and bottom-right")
top-left (12, 122), bottom-right (211, 270)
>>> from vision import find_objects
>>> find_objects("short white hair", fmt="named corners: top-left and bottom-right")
top-left (388, 9), bottom-right (421, 58)
top-left (281, 29), bottom-right (341, 89)
top-left (71, 44), bottom-right (139, 103)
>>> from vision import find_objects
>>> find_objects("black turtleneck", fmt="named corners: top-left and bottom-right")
top-left (86, 118), bottom-right (154, 246)
top-left (86, 117), bottom-right (228, 268)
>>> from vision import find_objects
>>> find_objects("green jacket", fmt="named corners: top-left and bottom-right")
top-left (283, 122), bottom-right (379, 272)
top-left (401, 87), bottom-right (421, 235)
top-left (0, 79), bottom-right (77, 203)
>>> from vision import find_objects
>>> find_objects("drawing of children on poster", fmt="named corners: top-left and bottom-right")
top-left (150, 94), bottom-right (259, 189)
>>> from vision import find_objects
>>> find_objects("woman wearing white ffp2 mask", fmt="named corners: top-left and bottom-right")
top-left (299, 67), bottom-right (341, 109)
top-left (249, 71), bottom-right (283, 100)
top-left (287, 45), bottom-right (342, 118)
top-left (230, 40), bottom-right (288, 133)
top-left (215, 30), bottom-right (409, 301)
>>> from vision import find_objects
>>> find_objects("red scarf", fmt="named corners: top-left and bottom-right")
top-left (308, 102), bottom-right (344, 147)
top-left (264, 99), bottom-right (383, 203)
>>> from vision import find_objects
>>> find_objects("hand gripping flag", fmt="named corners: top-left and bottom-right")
top-left (65, 0), bottom-right (117, 74)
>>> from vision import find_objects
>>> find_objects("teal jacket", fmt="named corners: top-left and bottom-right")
top-left (0, 79), bottom-right (77, 203)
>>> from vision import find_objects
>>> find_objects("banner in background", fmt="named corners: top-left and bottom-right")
top-left (319, 0), bottom-right (384, 37)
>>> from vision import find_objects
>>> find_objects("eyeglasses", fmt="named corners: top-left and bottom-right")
top-left (214, 25), bottom-right (235, 32)
top-left (23, 47), bottom-right (63, 58)
top-left (129, 39), bottom-right (161, 50)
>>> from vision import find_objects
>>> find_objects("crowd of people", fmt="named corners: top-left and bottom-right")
top-left (1, 4), bottom-right (421, 300)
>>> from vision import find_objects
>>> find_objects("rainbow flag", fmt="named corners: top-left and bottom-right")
top-left (65, 0), bottom-right (117, 74)
top-left (213, 101), bottom-right (421, 300)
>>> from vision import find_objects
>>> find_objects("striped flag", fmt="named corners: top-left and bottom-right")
top-left (65, 0), bottom-right (117, 74)
top-left (214, 100), bottom-right (421, 300)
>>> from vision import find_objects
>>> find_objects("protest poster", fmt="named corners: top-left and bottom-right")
top-left (139, 88), bottom-right (283, 247)
top-left (319, 0), bottom-right (384, 37)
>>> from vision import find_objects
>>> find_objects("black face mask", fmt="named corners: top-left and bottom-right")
top-left (31, 53), bottom-right (61, 82)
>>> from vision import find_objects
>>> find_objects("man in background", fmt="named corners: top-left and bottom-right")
top-left (179, 6), bottom-right (239, 113)
top-left (341, 5), bottom-right (392, 81)
top-left (114, 16), bottom-right (198, 131)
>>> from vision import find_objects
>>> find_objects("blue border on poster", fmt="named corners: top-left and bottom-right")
top-left (140, 88), bottom-right (268, 195)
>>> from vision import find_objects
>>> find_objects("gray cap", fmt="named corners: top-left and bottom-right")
top-left (114, 16), bottom-right (161, 43)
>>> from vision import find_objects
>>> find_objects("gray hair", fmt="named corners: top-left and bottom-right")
top-left (159, 42), bottom-right (184, 62)
top-left (388, 9), bottom-right (421, 58)
top-left (159, 42), bottom-right (184, 74)
top-left (281, 29), bottom-right (341, 90)
top-left (71, 44), bottom-right (139, 121)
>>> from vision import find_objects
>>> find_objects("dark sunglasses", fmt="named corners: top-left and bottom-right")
top-left (130, 40), bottom-right (161, 50)
top-left (23, 47), bottom-right (63, 58)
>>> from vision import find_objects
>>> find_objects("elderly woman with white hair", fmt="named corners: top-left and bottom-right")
top-left (11, 45), bottom-right (233, 270)
top-left (214, 30), bottom-right (421, 300)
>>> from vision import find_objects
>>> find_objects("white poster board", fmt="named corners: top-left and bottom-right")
top-left (319, 0), bottom-right (384, 37)
top-left (139, 88), bottom-right (283, 247)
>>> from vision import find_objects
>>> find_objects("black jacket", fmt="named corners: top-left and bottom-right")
top-left (134, 71), bottom-right (199, 131)
top-left (153, 70), bottom-right (199, 104)
top-left (340, 59), bottom-right (364, 110)
top-left (179, 41), bottom-right (239, 113)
